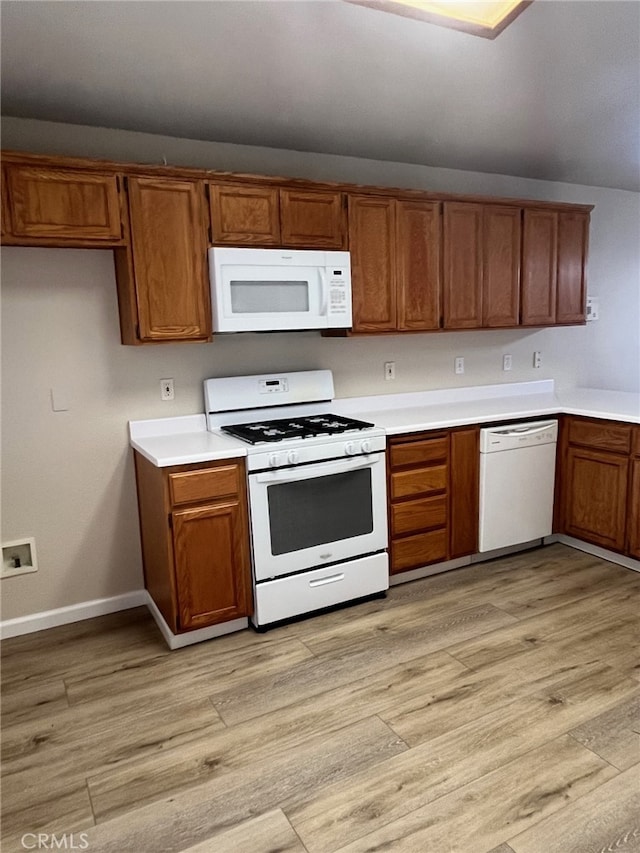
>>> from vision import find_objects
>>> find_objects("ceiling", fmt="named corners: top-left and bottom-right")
top-left (1, 0), bottom-right (639, 192)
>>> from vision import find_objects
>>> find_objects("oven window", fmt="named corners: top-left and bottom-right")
top-left (267, 468), bottom-right (373, 555)
top-left (230, 281), bottom-right (310, 313)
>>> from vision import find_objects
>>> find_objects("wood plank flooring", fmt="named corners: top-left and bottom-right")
top-left (2, 543), bottom-right (639, 853)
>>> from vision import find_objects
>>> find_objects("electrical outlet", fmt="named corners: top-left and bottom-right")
top-left (533, 351), bottom-right (542, 369)
top-left (586, 296), bottom-right (599, 321)
top-left (503, 354), bottom-right (512, 371)
top-left (160, 378), bottom-right (175, 401)
top-left (454, 357), bottom-right (464, 375)
top-left (384, 361), bottom-right (396, 381)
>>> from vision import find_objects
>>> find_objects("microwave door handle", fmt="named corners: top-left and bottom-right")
top-left (319, 269), bottom-right (329, 315)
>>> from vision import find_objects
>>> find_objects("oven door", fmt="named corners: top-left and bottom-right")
top-left (248, 453), bottom-right (388, 582)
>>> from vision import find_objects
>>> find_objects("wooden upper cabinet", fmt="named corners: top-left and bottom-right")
top-left (443, 202), bottom-right (483, 329)
top-left (482, 205), bottom-right (521, 327)
top-left (349, 195), bottom-right (397, 332)
top-left (122, 176), bottom-right (211, 342)
top-left (556, 210), bottom-right (589, 324)
top-left (1, 167), bottom-right (8, 238)
top-left (210, 182), bottom-right (280, 245)
top-left (4, 165), bottom-right (122, 242)
top-left (522, 209), bottom-right (558, 325)
top-left (280, 188), bottom-right (345, 248)
top-left (396, 200), bottom-right (441, 331)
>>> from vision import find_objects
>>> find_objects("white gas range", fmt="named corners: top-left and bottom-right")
top-left (204, 370), bottom-right (389, 629)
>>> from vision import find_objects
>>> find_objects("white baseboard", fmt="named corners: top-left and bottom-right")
top-left (145, 592), bottom-right (248, 649)
top-left (3, 535), bottom-right (637, 641)
top-left (548, 535), bottom-right (640, 573)
top-left (0, 590), bottom-right (147, 639)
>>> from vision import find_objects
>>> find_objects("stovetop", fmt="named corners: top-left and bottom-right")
top-left (221, 413), bottom-right (375, 445)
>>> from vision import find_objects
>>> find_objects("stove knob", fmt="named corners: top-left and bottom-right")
top-left (361, 439), bottom-right (372, 454)
top-left (287, 449), bottom-right (299, 465)
top-left (269, 453), bottom-right (280, 468)
top-left (345, 441), bottom-right (356, 456)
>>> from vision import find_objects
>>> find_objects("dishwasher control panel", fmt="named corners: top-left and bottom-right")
top-left (480, 420), bottom-right (558, 453)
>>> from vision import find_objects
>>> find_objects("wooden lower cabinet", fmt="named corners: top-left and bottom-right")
top-left (558, 416), bottom-right (636, 557)
top-left (134, 453), bottom-right (252, 633)
top-left (387, 426), bottom-right (479, 575)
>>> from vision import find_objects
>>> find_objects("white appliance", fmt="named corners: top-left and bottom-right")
top-left (479, 420), bottom-right (558, 553)
top-left (208, 247), bottom-right (352, 332)
top-left (204, 370), bottom-right (388, 628)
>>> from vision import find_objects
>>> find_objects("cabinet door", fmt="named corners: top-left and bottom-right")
top-left (443, 202), bottom-right (483, 329)
top-left (172, 500), bottom-right (251, 631)
top-left (522, 209), bottom-right (558, 325)
top-left (6, 165), bottom-right (122, 242)
top-left (556, 210), bottom-right (589, 324)
top-left (450, 427), bottom-right (479, 558)
top-left (396, 200), bottom-right (441, 330)
top-left (482, 205), bottom-right (521, 327)
top-left (210, 183), bottom-right (280, 245)
top-left (627, 458), bottom-right (640, 559)
top-left (280, 189), bottom-right (345, 248)
top-left (126, 177), bottom-right (211, 341)
top-left (349, 195), bottom-right (396, 332)
top-left (564, 447), bottom-right (629, 552)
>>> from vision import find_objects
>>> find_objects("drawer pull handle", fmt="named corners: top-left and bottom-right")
top-left (309, 573), bottom-right (345, 588)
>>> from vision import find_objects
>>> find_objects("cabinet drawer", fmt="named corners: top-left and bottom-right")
top-left (568, 419), bottom-right (631, 454)
top-left (389, 437), bottom-right (448, 468)
top-left (391, 529), bottom-right (448, 573)
top-left (169, 465), bottom-right (241, 506)
top-left (391, 495), bottom-right (447, 537)
top-left (391, 464), bottom-right (447, 500)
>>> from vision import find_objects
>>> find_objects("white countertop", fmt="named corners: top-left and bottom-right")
top-left (129, 382), bottom-right (640, 467)
top-left (129, 414), bottom-right (247, 467)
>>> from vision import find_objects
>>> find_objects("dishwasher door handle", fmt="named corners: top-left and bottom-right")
top-left (498, 424), bottom-right (555, 437)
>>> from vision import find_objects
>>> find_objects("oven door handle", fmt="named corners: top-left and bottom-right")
top-left (252, 454), bottom-right (382, 484)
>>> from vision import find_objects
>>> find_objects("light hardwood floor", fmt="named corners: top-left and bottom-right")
top-left (2, 543), bottom-right (639, 853)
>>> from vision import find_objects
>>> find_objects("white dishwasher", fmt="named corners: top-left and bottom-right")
top-left (479, 420), bottom-right (558, 553)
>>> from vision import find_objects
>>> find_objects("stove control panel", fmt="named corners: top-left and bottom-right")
top-left (250, 431), bottom-right (387, 472)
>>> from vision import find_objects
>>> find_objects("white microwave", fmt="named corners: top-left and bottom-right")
top-left (208, 247), bottom-right (352, 332)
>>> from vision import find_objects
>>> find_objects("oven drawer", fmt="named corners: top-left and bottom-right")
top-left (252, 552), bottom-right (389, 627)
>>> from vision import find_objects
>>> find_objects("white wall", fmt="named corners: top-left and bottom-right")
top-left (2, 117), bottom-right (639, 621)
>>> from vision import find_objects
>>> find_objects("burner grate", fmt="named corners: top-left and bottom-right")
top-left (221, 413), bottom-right (375, 445)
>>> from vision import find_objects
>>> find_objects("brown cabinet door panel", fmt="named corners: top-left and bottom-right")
top-left (210, 183), bottom-right (280, 245)
top-left (349, 195), bottom-right (396, 331)
top-left (7, 166), bottom-right (122, 241)
top-left (173, 501), bottom-right (251, 631)
top-left (482, 205), bottom-right (521, 327)
top-left (396, 200), bottom-right (441, 330)
top-left (556, 211), bottom-right (589, 324)
top-left (522, 209), bottom-right (558, 325)
top-left (627, 458), bottom-right (640, 559)
top-left (391, 529), bottom-right (448, 574)
top-left (564, 447), bottom-right (628, 552)
top-left (280, 189), bottom-right (345, 248)
top-left (450, 427), bottom-right (479, 558)
top-left (391, 464), bottom-right (448, 500)
top-left (127, 177), bottom-right (211, 341)
top-left (443, 202), bottom-right (483, 329)
top-left (389, 436), bottom-right (449, 468)
top-left (391, 495), bottom-right (447, 537)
